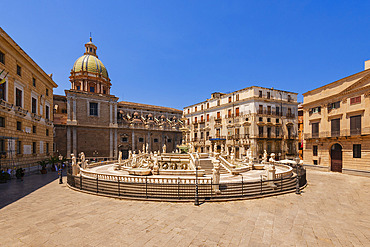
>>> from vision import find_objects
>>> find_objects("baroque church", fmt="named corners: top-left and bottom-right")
top-left (53, 38), bottom-right (183, 160)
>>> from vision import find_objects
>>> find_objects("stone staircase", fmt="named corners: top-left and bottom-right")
top-left (199, 158), bottom-right (229, 175)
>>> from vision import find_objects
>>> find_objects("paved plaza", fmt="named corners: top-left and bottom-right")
top-left (0, 169), bottom-right (369, 246)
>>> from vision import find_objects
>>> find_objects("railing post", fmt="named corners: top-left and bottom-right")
top-left (260, 175), bottom-right (263, 195)
top-left (241, 175), bottom-right (244, 197)
top-left (80, 175), bottom-right (82, 190)
top-left (118, 177), bottom-right (120, 197)
top-left (281, 176), bottom-right (283, 191)
top-left (145, 177), bottom-right (148, 199)
top-left (96, 175), bottom-right (99, 193)
top-left (177, 177), bottom-right (180, 200)
top-left (296, 165), bottom-right (301, 194)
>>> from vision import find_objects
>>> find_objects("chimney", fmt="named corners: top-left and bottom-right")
top-left (365, 60), bottom-right (370, 70)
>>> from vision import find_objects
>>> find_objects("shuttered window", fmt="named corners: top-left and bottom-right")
top-left (331, 118), bottom-right (340, 137)
top-left (312, 123), bottom-right (319, 137)
top-left (350, 115), bottom-right (361, 135)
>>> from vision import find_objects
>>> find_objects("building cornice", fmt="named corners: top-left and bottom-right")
top-left (0, 27), bottom-right (58, 88)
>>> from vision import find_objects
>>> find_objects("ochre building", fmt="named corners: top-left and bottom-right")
top-left (54, 38), bottom-right (182, 160)
top-left (0, 28), bottom-right (58, 169)
top-left (302, 60), bottom-right (370, 176)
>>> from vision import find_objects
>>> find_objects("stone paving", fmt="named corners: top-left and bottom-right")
top-left (0, 169), bottom-right (369, 246)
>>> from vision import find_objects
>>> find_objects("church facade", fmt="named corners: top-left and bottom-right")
top-left (54, 38), bottom-right (182, 160)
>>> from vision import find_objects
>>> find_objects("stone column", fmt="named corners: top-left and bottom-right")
top-left (67, 97), bottom-right (71, 121)
top-left (72, 127), bottom-right (77, 156)
top-left (114, 129), bottom-right (118, 159)
top-left (84, 80), bottom-right (88, 91)
top-left (72, 98), bottom-right (77, 121)
top-left (110, 129), bottom-right (113, 158)
top-left (66, 126), bottom-right (71, 158)
top-left (109, 103), bottom-right (113, 124)
top-left (97, 83), bottom-right (100, 94)
top-left (132, 131), bottom-right (135, 151)
top-left (114, 104), bottom-right (117, 124)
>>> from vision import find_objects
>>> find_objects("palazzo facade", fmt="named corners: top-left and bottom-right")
top-left (54, 38), bottom-right (182, 160)
top-left (302, 60), bottom-right (370, 176)
top-left (182, 86), bottom-right (299, 160)
top-left (0, 28), bottom-right (57, 169)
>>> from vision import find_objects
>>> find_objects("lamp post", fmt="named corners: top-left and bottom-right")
top-left (58, 154), bottom-right (63, 184)
top-left (194, 154), bottom-right (200, 206)
top-left (295, 157), bottom-right (301, 194)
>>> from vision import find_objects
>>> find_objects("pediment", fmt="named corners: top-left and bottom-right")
top-left (339, 73), bottom-right (370, 96)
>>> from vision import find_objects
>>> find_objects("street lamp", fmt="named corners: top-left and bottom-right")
top-left (58, 154), bottom-right (63, 184)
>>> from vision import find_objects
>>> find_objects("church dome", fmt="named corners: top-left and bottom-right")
top-left (72, 55), bottom-right (108, 79)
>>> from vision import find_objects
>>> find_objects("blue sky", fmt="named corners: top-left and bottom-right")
top-left (2, 1), bottom-right (370, 109)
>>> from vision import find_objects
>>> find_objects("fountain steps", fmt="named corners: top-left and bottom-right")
top-left (199, 158), bottom-right (229, 174)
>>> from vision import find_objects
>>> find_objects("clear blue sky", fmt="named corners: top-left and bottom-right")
top-left (2, 1), bottom-right (370, 109)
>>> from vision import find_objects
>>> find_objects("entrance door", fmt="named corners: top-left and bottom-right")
top-left (330, 144), bottom-right (342, 172)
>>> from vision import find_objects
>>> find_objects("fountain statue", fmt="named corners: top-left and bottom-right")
top-left (262, 150), bottom-right (268, 164)
top-left (71, 153), bottom-right (80, 176)
top-left (80, 152), bottom-right (87, 169)
top-left (162, 143), bottom-right (167, 154)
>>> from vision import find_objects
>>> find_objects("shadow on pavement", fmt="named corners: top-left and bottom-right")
top-left (0, 170), bottom-right (63, 209)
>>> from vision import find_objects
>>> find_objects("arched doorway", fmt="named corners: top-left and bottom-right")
top-left (330, 143), bottom-right (342, 172)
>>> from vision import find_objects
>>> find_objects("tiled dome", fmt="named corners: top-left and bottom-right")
top-left (72, 55), bottom-right (108, 79)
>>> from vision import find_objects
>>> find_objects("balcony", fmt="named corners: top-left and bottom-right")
top-left (15, 106), bottom-right (28, 116)
top-left (0, 99), bottom-right (13, 111)
top-left (286, 113), bottom-right (295, 118)
top-left (331, 130), bottom-right (340, 137)
top-left (350, 128), bottom-right (361, 136)
top-left (312, 133), bottom-right (319, 138)
top-left (31, 113), bottom-right (41, 121)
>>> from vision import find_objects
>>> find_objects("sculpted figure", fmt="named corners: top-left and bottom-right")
top-left (162, 144), bottom-right (167, 154)
top-left (80, 152), bottom-right (86, 169)
top-left (146, 143), bottom-right (149, 153)
top-left (269, 153), bottom-right (276, 164)
top-left (214, 143), bottom-right (217, 153)
top-left (71, 154), bottom-right (80, 176)
top-left (262, 150), bottom-right (268, 163)
top-left (118, 151), bottom-right (122, 164)
top-left (142, 144), bottom-right (145, 154)
top-left (128, 150), bottom-right (132, 159)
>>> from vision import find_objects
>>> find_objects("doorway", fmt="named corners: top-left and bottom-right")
top-left (330, 143), bottom-right (342, 172)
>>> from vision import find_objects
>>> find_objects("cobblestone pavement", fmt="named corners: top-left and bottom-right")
top-left (0, 169), bottom-right (369, 246)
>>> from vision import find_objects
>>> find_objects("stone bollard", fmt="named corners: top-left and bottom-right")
top-left (212, 158), bottom-right (221, 194)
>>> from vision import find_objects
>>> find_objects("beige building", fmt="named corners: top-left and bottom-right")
top-left (182, 86), bottom-right (299, 160)
top-left (0, 28), bottom-right (58, 169)
top-left (302, 60), bottom-right (370, 176)
top-left (54, 38), bottom-right (182, 160)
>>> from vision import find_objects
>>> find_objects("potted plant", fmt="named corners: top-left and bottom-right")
top-left (38, 160), bottom-right (48, 174)
top-left (48, 156), bottom-right (59, 171)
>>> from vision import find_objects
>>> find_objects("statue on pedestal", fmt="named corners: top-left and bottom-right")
top-left (212, 158), bottom-right (221, 194)
top-left (262, 150), bottom-right (268, 164)
top-left (128, 150), bottom-right (132, 159)
top-left (71, 154), bottom-right (80, 176)
top-left (162, 144), bottom-right (167, 154)
top-left (80, 152), bottom-right (86, 169)
top-left (118, 151), bottom-right (122, 164)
